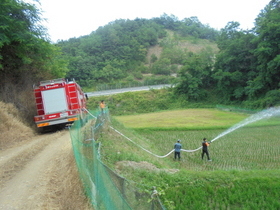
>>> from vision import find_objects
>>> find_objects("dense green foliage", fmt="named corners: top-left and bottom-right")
top-left (59, 0), bottom-right (279, 109)
top-left (176, 0), bottom-right (280, 108)
top-left (57, 19), bottom-right (166, 86)
top-left (0, 0), bottom-right (68, 123)
top-left (57, 14), bottom-right (219, 87)
top-left (152, 15), bottom-right (218, 40)
top-left (0, 0), bottom-right (68, 82)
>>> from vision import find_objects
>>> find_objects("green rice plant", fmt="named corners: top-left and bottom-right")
top-left (99, 109), bottom-right (280, 209)
top-left (136, 124), bottom-right (280, 171)
top-left (115, 109), bottom-right (249, 130)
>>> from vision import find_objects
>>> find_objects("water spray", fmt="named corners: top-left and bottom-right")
top-left (210, 107), bottom-right (280, 143)
top-left (91, 107), bottom-right (280, 157)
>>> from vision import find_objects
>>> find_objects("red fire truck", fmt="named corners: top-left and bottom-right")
top-left (33, 78), bottom-right (87, 129)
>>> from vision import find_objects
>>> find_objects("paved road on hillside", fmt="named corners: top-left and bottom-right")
top-left (86, 84), bottom-right (172, 97)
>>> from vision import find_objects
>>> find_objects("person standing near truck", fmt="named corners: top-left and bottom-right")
top-left (100, 100), bottom-right (105, 113)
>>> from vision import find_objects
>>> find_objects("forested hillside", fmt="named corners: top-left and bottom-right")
top-left (57, 1), bottom-right (280, 108)
top-left (0, 0), bottom-right (280, 128)
top-left (57, 15), bottom-right (219, 87)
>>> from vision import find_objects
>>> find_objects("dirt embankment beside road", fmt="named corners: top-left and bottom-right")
top-left (0, 102), bottom-right (92, 210)
top-left (0, 131), bottom-right (92, 210)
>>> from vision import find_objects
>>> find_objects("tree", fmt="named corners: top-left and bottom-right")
top-left (152, 13), bottom-right (181, 31)
top-left (175, 50), bottom-right (214, 100)
top-left (0, 0), bottom-right (67, 84)
top-left (212, 22), bottom-right (258, 101)
top-left (1, 0), bottom-right (44, 71)
top-left (0, 0), bottom-right (69, 122)
top-left (0, 0), bottom-right (68, 105)
top-left (151, 58), bottom-right (171, 75)
top-left (248, 0), bottom-right (280, 98)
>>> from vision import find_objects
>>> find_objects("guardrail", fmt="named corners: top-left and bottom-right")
top-left (86, 84), bottom-right (172, 97)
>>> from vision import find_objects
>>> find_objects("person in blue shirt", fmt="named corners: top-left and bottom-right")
top-left (174, 139), bottom-right (182, 160)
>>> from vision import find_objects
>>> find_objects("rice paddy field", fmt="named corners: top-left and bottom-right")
top-left (135, 125), bottom-right (280, 171)
top-left (102, 108), bottom-right (280, 209)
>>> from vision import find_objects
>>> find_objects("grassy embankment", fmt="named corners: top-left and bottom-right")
top-left (98, 108), bottom-right (280, 210)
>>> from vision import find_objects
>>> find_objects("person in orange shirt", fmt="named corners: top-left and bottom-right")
top-left (202, 138), bottom-right (211, 161)
top-left (100, 100), bottom-right (105, 113)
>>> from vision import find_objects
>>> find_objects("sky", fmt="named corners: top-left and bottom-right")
top-left (30, 0), bottom-right (271, 43)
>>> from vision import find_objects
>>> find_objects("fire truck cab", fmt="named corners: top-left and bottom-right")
top-left (34, 78), bottom-right (87, 129)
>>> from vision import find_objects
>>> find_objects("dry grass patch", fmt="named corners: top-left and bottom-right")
top-left (146, 45), bottom-right (163, 64)
top-left (44, 141), bottom-right (92, 210)
top-left (0, 101), bottom-right (35, 149)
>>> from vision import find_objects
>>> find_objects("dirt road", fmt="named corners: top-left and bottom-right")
top-left (0, 130), bottom-right (90, 210)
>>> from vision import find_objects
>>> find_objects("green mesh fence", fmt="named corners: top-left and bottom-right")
top-left (69, 108), bottom-right (166, 210)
